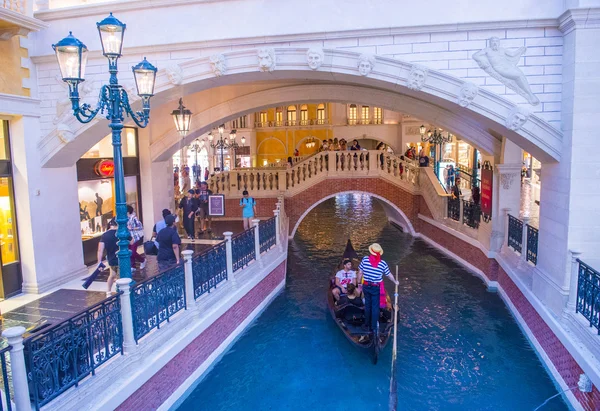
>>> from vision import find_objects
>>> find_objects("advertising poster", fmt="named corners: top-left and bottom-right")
top-left (481, 165), bottom-right (493, 217)
top-left (209, 194), bottom-right (225, 216)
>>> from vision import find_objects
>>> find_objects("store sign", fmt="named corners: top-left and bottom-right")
top-left (94, 160), bottom-right (115, 177)
top-left (481, 164), bottom-right (493, 217)
top-left (208, 194), bottom-right (225, 216)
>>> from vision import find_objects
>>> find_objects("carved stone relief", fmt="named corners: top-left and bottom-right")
top-left (165, 64), bottom-right (183, 85)
top-left (458, 82), bottom-right (478, 108)
top-left (306, 48), bottom-right (324, 70)
top-left (499, 173), bottom-right (516, 190)
top-left (357, 54), bottom-right (375, 76)
top-left (406, 126), bottom-right (421, 135)
top-left (257, 47), bottom-right (276, 72)
top-left (505, 106), bottom-right (530, 131)
top-left (472, 37), bottom-right (540, 106)
top-left (407, 65), bottom-right (428, 91)
top-left (56, 123), bottom-right (75, 143)
top-left (209, 54), bottom-right (227, 77)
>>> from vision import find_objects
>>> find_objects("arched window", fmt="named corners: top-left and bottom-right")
top-left (361, 105), bottom-right (370, 124)
top-left (287, 105), bottom-right (297, 125)
top-left (275, 107), bottom-right (283, 126)
top-left (348, 104), bottom-right (357, 125)
top-left (373, 107), bottom-right (383, 124)
top-left (300, 104), bottom-right (308, 125)
top-left (317, 103), bottom-right (326, 125)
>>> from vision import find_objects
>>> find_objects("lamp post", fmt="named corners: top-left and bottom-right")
top-left (53, 13), bottom-right (157, 280)
top-left (419, 125), bottom-right (453, 179)
top-left (208, 124), bottom-right (245, 171)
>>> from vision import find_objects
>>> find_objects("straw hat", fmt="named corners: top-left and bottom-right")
top-left (369, 243), bottom-right (383, 256)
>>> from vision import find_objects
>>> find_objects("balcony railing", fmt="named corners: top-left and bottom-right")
top-left (254, 119), bottom-right (332, 128)
top-left (2, 0), bottom-right (26, 14)
top-left (231, 228), bottom-right (256, 272)
top-left (576, 259), bottom-right (600, 334)
top-left (526, 225), bottom-right (539, 265)
top-left (506, 214), bottom-right (539, 266)
top-left (462, 200), bottom-right (481, 229)
top-left (507, 214), bottom-right (523, 254)
top-left (447, 197), bottom-right (460, 221)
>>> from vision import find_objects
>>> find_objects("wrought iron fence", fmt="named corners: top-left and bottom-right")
top-left (0, 345), bottom-right (12, 411)
top-left (447, 197), bottom-right (460, 221)
top-left (192, 242), bottom-right (227, 299)
top-left (231, 228), bottom-right (256, 272)
top-left (576, 259), bottom-right (600, 334)
top-left (131, 264), bottom-right (186, 343)
top-left (259, 217), bottom-right (276, 253)
top-left (462, 201), bottom-right (481, 229)
top-left (526, 224), bottom-right (539, 265)
top-left (25, 294), bottom-right (123, 409)
top-left (507, 214), bottom-right (523, 254)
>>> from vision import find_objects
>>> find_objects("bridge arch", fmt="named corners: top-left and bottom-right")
top-left (39, 48), bottom-right (563, 168)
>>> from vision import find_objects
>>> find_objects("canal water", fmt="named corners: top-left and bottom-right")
top-left (177, 194), bottom-right (568, 410)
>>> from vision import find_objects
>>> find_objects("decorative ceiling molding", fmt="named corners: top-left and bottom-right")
top-left (0, 7), bottom-right (48, 40)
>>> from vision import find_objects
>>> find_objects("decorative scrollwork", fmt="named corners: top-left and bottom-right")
top-left (507, 214), bottom-right (523, 254)
top-left (231, 228), bottom-right (256, 272)
top-left (192, 242), bottom-right (227, 299)
top-left (259, 217), bottom-right (276, 254)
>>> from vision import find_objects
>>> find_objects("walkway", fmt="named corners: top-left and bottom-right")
top-left (519, 178), bottom-right (540, 228)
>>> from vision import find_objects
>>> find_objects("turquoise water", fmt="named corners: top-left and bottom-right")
top-left (177, 194), bottom-right (568, 410)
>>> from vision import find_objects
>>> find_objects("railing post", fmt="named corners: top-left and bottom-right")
top-left (116, 279), bottom-right (136, 353)
top-left (501, 208), bottom-right (511, 253)
top-left (328, 152), bottom-right (336, 174)
top-left (368, 150), bottom-right (378, 175)
top-left (182, 250), bottom-right (195, 308)
top-left (459, 195), bottom-right (465, 224)
top-left (224, 231), bottom-right (235, 285)
top-left (519, 216), bottom-right (530, 266)
top-left (252, 219), bottom-right (263, 267)
top-left (2, 326), bottom-right (30, 411)
top-left (565, 249), bottom-right (583, 318)
top-left (274, 209), bottom-right (281, 250)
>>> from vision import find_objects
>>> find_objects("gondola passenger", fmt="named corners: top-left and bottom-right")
top-left (337, 283), bottom-right (364, 307)
top-left (358, 243), bottom-right (399, 332)
top-left (332, 259), bottom-right (356, 302)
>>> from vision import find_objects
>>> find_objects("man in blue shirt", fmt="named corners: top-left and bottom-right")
top-left (156, 215), bottom-right (182, 271)
top-left (358, 243), bottom-right (399, 332)
top-left (239, 190), bottom-right (256, 230)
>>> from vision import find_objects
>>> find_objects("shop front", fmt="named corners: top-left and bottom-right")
top-left (0, 121), bottom-right (21, 299)
top-left (77, 127), bottom-right (142, 266)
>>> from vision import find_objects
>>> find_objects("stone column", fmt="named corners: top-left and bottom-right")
top-left (116, 279), bottom-right (136, 353)
top-left (182, 250), bottom-right (195, 308)
top-left (252, 219), bottom-right (263, 267)
top-left (224, 231), bottom-right (235, 284)
top-left (2, 326), bottom-right (30, 411)
top-left (519, 216), bottom-right (531, 267)
top-left (564, 249), bottom-right (583, 318)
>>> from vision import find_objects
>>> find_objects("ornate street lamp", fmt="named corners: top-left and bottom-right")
top-left (208, 124), bottom-right (244, 171)
top-left (171, 98), bottom-right (192, 137)
top-left (420, 125), bottom-right (453, 179)
top-left (53, 13), bottom-right (157, 281)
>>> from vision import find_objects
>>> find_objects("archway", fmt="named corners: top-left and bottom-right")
top-left (290, 190), bottom-right (417, 239)
top-left (39, 48), bottom-right (563, 168)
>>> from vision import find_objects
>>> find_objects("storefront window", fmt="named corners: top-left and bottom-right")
top-left (0, 122), bottom-right (9, 160)
top-left (0, 177), bottom-right (18, 265)
top-left (81, 127), bottom-right (138, 158)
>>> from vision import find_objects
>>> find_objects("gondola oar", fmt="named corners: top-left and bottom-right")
top-left (389, 265), bottom-right (399, 411)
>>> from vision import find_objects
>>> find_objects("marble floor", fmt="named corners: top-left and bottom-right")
top-left (519, 178), bottom-right (540, 228)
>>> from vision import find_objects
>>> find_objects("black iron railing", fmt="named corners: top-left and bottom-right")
top-left (526, 225), bottom-right (539, 265)
top-left (131, 264), bottom-right (186, 343)
top-left (192, 242), bottom-right (227, 300)
top-left (462, 201), bottom-right (481, 229)
top-left (231, 228), bottom-right (256, 272)
top-left (507, 214), bottom-right (523, 254)
top-left (576, 259), bottom-right (600, 334)
top-left (447, 197), bottom-right (460, 221)
top-left (25, 294), bottom-right (123, 409)
top-left (0, 345), bottom-right (12, 411)
top-left (259, 217), bottom-right (276, 253)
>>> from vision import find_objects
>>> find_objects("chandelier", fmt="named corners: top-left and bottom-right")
top-left (419, 125), bottom-right (453, 145)
top-left (305, 136), bottom-right (317, 149)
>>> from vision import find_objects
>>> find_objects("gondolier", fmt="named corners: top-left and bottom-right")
top-left (358, 243), bottom-right (399, 332)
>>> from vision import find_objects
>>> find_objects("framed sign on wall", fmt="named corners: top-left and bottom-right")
top-left (208, 194), bottom-right (225, 216)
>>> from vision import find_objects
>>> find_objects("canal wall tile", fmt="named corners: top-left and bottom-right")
top-left (116, 261), bottom-right (287, 411)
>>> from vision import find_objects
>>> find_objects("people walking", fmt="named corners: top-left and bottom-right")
top-left (156, 214), bottom-right (181, 271)
top-left (96, 218), bottom-right (119, 296)
top-left (179, 189), bottom-right (198, 240)
top-left (197, 181), bottom-right (213, 235)
top-left (127, 205), bottom-right (146, 270)
top-left (358, 243), bottom-right (399, 332)
top-left (240, 190), bottom-right (256, 230)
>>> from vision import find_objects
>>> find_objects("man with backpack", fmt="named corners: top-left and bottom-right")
top-left (239, 190), bottom-right (257, 230)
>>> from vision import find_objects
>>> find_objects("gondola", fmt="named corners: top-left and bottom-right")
top-left (327, 239), bottom-right (395, 364)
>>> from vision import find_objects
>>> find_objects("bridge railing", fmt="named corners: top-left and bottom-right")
top-left (505, 214), bottom-right (538, 266)
top-left (576, 259), bottom-right (600, 334)
top-left (207, 150), bottom-right (420, 197)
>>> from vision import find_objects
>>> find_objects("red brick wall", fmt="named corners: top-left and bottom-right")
top-left (418, 219), bottom-right (499, 281)
top-left (285, 178), bottom-right (428, 235)
top-left (117, 261), bottom-right (286, 410)
top-left (222, 197), bottom-right (278, 219)
top-left (498, 267), bottom-right (600, 410)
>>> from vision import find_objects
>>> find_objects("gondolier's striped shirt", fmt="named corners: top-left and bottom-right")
top-left (359, 256), bottom-right (391, 283)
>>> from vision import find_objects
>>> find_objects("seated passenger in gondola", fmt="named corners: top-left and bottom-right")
top-left (337, 283), bottom-right (364, 307)
top-left (332, 259), bottom-right (357, 302)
